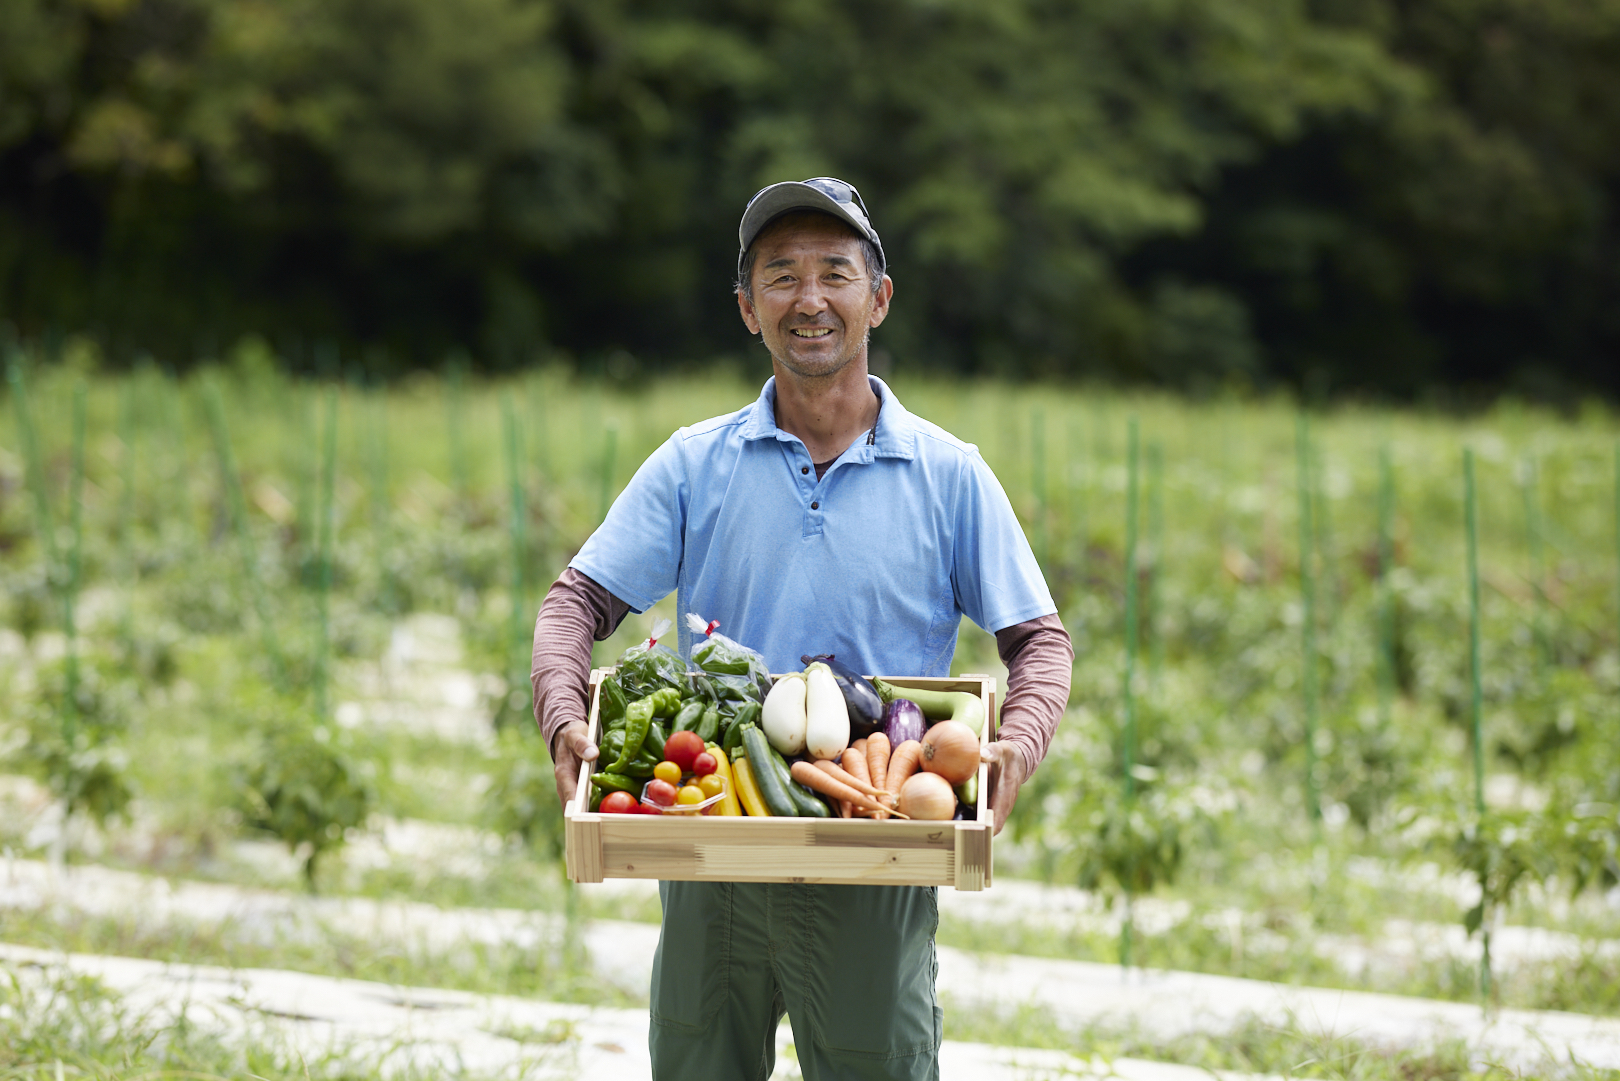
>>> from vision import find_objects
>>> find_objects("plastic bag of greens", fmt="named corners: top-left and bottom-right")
top-left (614, 618), bottom-right (692, 700)
top-left (685, 613), bottom-right (773, 702)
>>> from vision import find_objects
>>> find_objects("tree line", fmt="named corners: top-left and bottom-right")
top-left (2, 0), bottom-right (1617, 397)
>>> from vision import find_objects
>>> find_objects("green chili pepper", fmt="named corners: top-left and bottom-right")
top-left (672, 699), bottom-right (706, 733)
top-left (591, 772), bottom-right (640, 795)
top-left (589, 787), bottom-right (604, 812)
top-left (621, 756), bottom-right (657, 779)
top-left (649, 687), bottom-right (682, 718)
top-left (694, 705), bottom-right (720, 744)
top-left (600, 728), bottom-right (626, 758)
top-left (599, 677), bottom-right (628, 728)
top-left (721, 716), bottom-right (747, 755)
top-left (643, 720), bottom-right (667, 760)
top-left (607, 697), bottom-right (655, 772)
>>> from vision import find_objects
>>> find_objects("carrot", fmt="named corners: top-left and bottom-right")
top-left (792, 761), bottom-right (909, 819)
top-left (839, 747), bottom-right (877, 817)
top-left (884, 740), bottom-right (922, 797)
top-left (866, 733), bottom-right (891, 798)
top-left (814, 759), bottom-right (895, 805)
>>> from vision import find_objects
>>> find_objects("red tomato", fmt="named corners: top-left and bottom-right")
top-left (634, 802), bottom-right (663, 815)
top-left (600, 791), bottom-right (639, 814)
top-left (692, 752), bottom-right (717, 777)
top-left (665, 731), bottom-right (705, 771)
top-left (644, 778), bottom-right (679, 807)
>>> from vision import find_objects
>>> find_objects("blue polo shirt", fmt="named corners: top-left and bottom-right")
top-left (570, 375), bottom-right (1054, 677)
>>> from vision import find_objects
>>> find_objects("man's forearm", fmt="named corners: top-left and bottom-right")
top-left (531, 567), bottom-right (632, 755)
top-left (993, 613), bottom-right (1073, 776)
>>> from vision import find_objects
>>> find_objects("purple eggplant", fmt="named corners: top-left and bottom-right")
top-left (800, 653), bottom-right (886, 738)
top-left (881, 698), bottom-right (927, 747)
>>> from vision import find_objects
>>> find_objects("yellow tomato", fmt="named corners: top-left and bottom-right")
top-left (676, 784), bottom-right (706, 806)
top-left (653, 761), bottom-right (682, 786)
top-left (698, 773), bottom-right (726, 799)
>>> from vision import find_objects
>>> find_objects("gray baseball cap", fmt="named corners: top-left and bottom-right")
top-left (737, 177), bottom-right (885, 279)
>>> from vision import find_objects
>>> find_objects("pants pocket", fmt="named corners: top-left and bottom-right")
top-left (650, 880), bottom-right (733, 1032)
top-left (804, 884), bottom-right (940, 1059)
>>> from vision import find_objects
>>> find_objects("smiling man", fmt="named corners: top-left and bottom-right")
top-left (531, 177), bottom-right (1073, 1080)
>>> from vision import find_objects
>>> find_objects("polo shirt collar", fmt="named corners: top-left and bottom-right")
top-left (740, 374), bottom-right (918, 460)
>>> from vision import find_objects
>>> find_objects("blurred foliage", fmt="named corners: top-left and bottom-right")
top-left (3, 0), bottom-right (1617, 394)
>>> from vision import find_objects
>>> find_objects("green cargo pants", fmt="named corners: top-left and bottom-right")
top-left (647, 880), bottom-right (942, 1081)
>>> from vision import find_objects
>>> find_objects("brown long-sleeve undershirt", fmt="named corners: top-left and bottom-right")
top-left (531, 567), bottom-right (1072, 775)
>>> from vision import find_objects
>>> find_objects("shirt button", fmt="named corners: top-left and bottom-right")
top-left (801, 466), bottom-right (809, 475)
top-left (811, 501), bottom-right (819, 510)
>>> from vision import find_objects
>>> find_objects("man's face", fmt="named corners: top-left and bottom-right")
top-left (737, 213), bottom-right (892, 380)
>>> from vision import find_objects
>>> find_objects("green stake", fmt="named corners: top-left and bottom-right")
top-left (447, 360), bottom-right (467, 502)
top-left (1032, 409), bottom-right (1048, 572)
top-left (1519, 456), bottom-right (1547, 665)
top-left (63, 382), bottom-right (86, 748)
top-left (118, 381), bottom-right (138, 653)
top-left (1376, 445), bottom-right (1396, 731)
top-left (1614, 442), bottom-right (1619, 670)
top-left (1069, 415), bottom-right (1087, 586)
top-left (8, 356), bottom-right (58, 572)
top-left (314, 390), bottom-right (338, 722)
top-left (1297, 414), bottom-right (1320, 823)
top-left (1463, 447), bottom-right (1489, 1001)
top-left (1120, 416), bottom-right (1140, 971)
top-left (368, 393), bottom-right (392, 611)
top-left (503, 394), bottom-right (529, 723)
top-left (1147, 440), bottom-right (1165, 685)
top-left (204, 382), bottom-right (287, 688)
top-left (599, 424), bottom-right (618, 526)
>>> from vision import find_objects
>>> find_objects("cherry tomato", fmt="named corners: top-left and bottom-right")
top-left (665, 730), bottom-right (705, 771)
top-left (698, 773), bottom-right (726, 799)
top-left (692, 752), bottom-right (717, 777)
top-left (635, 802), bottom-right (663, 815)
top-left (676, 784), bottom-right (706, 806)
top-left (653, 761), bottom-right (682, 785)
top-left (644, 779), bottom-right (678, 807)
top-left (600, 791), bottom-right (639, 814)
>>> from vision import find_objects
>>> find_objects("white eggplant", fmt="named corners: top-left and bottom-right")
top-left (803, 662), bottom-right (851, 760)
top-left (761, 672), bottom-right (808, 755)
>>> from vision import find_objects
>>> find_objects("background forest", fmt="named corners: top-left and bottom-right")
top-left (4, 0), bottom-right (1619, 397)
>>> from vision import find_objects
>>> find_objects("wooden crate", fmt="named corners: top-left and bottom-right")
top-left (565, 672), bottom-right (997, 890)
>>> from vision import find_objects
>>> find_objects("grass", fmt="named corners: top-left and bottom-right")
top-left (3, 350), bottom-right (1620, 1030)
top-left (1, 966), bottom-right (422, 1081)
top-left (940, 994), bottom-right (1620, 1081)
top-left (0, 901), bottom-right (636, 1008)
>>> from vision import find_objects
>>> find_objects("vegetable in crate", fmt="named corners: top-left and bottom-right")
top-left (801, 654), bottom-right (884, 739)
top-left (881, 699), bottom-right (926, 747)
top-left (615, 618), bottom-right (692, 699)
top-left (599, 677), bottom-right (628, 728)
top-left (687, 613), bottom-right (773, 700)
top-left (802, 662), bottom-right (850, 760)
top-left (873, 678), bottom-right (985, 736)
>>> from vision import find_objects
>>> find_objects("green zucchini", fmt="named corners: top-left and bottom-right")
top-left (742, 724), bottom-right (800, 818)
top-left (769, 745), bottom-right (832, 818)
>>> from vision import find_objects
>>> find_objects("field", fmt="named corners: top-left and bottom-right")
top-left (3, 339), bottom-right (1620, 1079)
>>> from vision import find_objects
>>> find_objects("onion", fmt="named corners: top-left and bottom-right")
top-left (898, 772), bottom-right (956, 821)
top-left (919, 720), bottom-right (978, 785)
top-left (881, 699), bottom-right (926, 747)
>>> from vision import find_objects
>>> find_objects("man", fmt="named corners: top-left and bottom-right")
top-left (532, 177), bottom-right (1072, 1080)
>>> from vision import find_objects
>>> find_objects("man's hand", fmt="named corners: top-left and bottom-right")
top-left (981, 741), bottom-right (1027, 836)
top-left (552, 720), bottom-right (599, 808)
